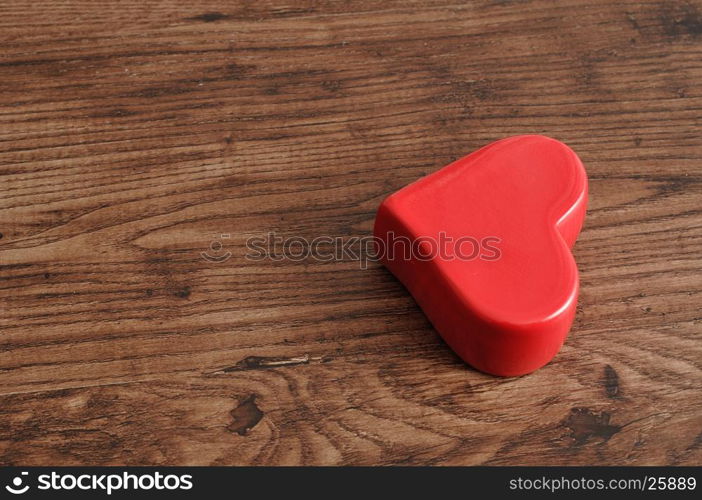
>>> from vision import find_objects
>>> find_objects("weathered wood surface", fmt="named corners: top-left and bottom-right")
top-left (0, 0), bottom-right (700, 465)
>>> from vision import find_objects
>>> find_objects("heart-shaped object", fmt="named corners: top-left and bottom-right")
top-left (374, 135), bottom-right (588, 376)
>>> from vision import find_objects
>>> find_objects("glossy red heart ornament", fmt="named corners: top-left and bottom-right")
top-left (374, 135), bottom-right (588, 376)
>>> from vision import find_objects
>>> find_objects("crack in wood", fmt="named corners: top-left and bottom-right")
top-left (227, 395), bottom-right (263, 436)
top-left (603, 364), bottom-right (620, 398)
top-left (564, 407), bottom-right (622, 445)
top-left (208, 354), bottom-right (328, 374)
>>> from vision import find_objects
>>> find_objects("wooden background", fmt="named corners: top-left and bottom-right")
top-left (0, 0), bottom-right (700, 466)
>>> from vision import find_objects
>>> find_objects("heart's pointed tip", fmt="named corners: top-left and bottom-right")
top-left (374, 134), bottom-right (587, 376)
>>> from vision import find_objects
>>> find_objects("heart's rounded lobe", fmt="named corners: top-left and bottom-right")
top-left (374, 135), bottom-right (588, 376)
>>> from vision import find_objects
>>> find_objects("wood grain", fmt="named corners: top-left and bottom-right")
top-left (1, 0), bottom-right (701, 465)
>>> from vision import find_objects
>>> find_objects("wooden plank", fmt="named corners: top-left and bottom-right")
top-left (0, 0), bottom-right (700, 465)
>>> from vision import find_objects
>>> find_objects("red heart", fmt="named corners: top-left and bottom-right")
top-left (374, 135), bottom-right (588, 376)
